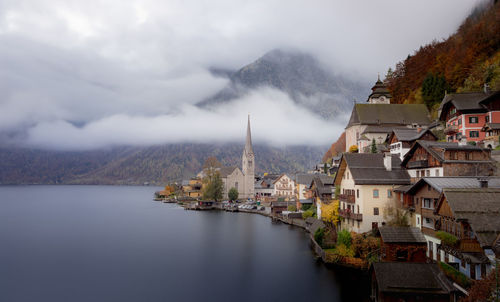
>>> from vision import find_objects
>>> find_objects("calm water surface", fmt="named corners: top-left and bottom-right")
top-left (0, 186), bottom-right (367, 302)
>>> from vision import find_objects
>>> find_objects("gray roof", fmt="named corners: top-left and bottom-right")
top-left (379, 227), bottom-right (427, 243)
top-left (295, 173), bottom-right (316, 185)
top-left (406, 177), bottom-right (500, 194)
top-left (338, 153), bottom-right (411, 185)
top-left (372, 262), bottom-right (455, 295)
top-left (367, 78), bottom-right (392, 101)
top-left (347, 104), bottom-right (431, 128)
top-left (402, 140), bottom-right (491, 165)
top-left (483, 123), bottom-right (500, 131)
top-left (441, 188), bottom-right (500, 248)
top-left (219, 166), bottom-right (238, 177)
top-left (361, 126), bottom-right (397, 134)
top-left (391, 128), bottom-right (437, 142)
top-left (438, 91), bottom-right (493, 120)
top-left (309, 175), bottom-right (335, 196)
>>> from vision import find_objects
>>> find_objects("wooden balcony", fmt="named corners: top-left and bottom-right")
top-left (339, 209), bottom-right (362, 221)
top-left (459, 239), bottom-right (483, 253)
top-left (444, 125), bottom-right (459, 134)
top-left (407, 160), bottom-right (429, 169)
top-left (338, 194), bottom-right (355, 203)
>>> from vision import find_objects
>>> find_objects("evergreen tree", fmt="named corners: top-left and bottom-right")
top-left (370, 138), bottom-right (377, 153)
top-left (228, 187), bottom-right (238, 201)
top-left (421, 73), bottom-right (450, 107)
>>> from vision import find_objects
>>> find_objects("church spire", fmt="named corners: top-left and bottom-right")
top-left (245, 114), bottom-right (254, 155)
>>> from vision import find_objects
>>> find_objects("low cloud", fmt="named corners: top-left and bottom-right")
top-left (20, 88), bottom-right (344, 150)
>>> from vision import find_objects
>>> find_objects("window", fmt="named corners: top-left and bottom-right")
top-left (357, 189), bottom-right (359, 198)
top-left (423, 198), bottom-right (433, 209)
top-left (357, 221), bottom-right (360, 228)
top-left (450, 108), bottom-right (456, 115)
top-left (428, 241), bottom-right (433, 255)
top-left (235, 182), bottom-right (238, 190)
top-left (435, 169), bottom-right (440, 177)
top-left (450, 151), bottom-right (458, 160)
top-left (373, 189), bottom-right (379, 198)
top-left (416, 171), bottom-right (420, 178)
top-left (396, 250), bottom-right (408, 261)
top-left (470, 131), bottom-right (479, 138)
top-left (387, 189), bottom-right (392, 198)
top-left (465, 153), bottom-right (472, 160)
top-left (357, 205), bottom-right (359, 213)
top-left (458, 118), bottom-right (462, 125)
top-left (426, 170), bottom-right (430, 177)
top-left (455, 133), bottom-right (461, 140)
top-left (347, 172), bottom-right (349, 179)
top-left (374, 207), bottom-right (379, 215)
top-left (469, 116), bottom-right (478, 124)
top-left (486, 116), bottom-right (490, 123)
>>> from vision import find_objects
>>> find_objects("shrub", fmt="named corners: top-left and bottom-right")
top-left (314, 227), bottom-right (325, 247)
top-left (348, 145), bottom-right (359, 153)
top-left (287, 205), bottom-right (297, 212)
top-left (436, 231), bottom-right (458, 246)
top-left (301, 203), bottom-right (311, 211)
top-left (228, 187), bottom-right (239, 201)
top-left (334, 244), bottom-right (355, 257)
top-left (438, 261), bottom-right (472, 289)
top-left (302, 210), bottom-right (314, 219)
top-left (337, 230), bottom-right (352, 248)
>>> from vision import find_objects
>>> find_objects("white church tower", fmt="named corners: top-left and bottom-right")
top-left (242, 115), bottom-right (255, 199)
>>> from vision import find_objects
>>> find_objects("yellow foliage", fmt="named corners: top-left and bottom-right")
top-left (321, 200), bottom-right (340, 226)
top-left (348, 145), bottom-right (358, 153)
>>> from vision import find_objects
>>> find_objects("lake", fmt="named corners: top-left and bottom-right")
top-left (0, 185), bottom-right (367, 302)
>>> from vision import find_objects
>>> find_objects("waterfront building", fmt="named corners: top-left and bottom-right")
top-left (434, 188), bottom-right (500, 280)
top-left (401, 140), bottom-right (496, 183)
top-left (334, 153), bottom-right (411, 233)
top-left (370, 262), bottom-right (457, 302)
top-left (438, 88), bottom-right (500, 144)
top-left (295, 173), bottom-right (315, 200)
top-left (397, 177), bottom-right (500, 264)
top-left (308, 174), bottom-right (335, 219)
top-left (272, 174), bottom-right (295, 197)
top-left (345, 77), bottom-right (431, 152)
top-left (378, 226), bottom-right (427, 262)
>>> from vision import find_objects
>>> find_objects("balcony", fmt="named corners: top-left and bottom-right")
top-left (339, 209), bottom-right (362, 221)
top-left (407, 160), bottom-right (429, 169)
top-left (338, 194), bottom-right (355, 203)
top-left (444, 125), bottom-right (459, 134)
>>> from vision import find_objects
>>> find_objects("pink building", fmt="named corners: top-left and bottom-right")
top-left (438, 89), bottom-right (500, 146)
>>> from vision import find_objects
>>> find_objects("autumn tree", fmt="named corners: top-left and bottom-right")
top-left (348, 145), bottom-right (359, 153)
top-left (321, 200), bottom-right (340, 227)
top-left (202, 157), bottom-right (223, 202)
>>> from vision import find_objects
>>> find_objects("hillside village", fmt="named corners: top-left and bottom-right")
top-left (156, 76), bottom-right (500, 301)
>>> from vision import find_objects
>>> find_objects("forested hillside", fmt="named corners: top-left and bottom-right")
top-left (385, 1), bottom-right (500, 118)
top-left (0, 144), bottom-right (325, 185)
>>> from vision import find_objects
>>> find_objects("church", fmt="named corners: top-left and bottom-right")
top-left (345, 77), bottom-right (432, 152)
top-left (219, 116), bottom-right (255, 200)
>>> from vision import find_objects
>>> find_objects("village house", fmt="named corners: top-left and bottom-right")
top-left (387, 127), bottom-right (437, 160)
top-left (334, 153), bottom-right (411, 233)
top-left (181, 177), bottom-right (203, 198)
top-left (345, 77), bottom-right (431, 152)
top-left (272, 174), bottom-right (295, 197)
top-left (434, 188), bottom-right (500, 280)
top-left (397, 177), bottom-right (500, 263)
top-left (254, 174), bottom-right (280, 199)
top-left (401, 140), bottom-right (496, 183)
top-left (308, 174), bottom-right (334, 218)
top-left (482, 123), bottom-right (500, 149)
top-left (370, 262), bottom-right (457, 302)
top-left (438, 88), bottom-right (500, 144)
top-left (295, 174), bottom-right (315, 200)
top-left (378, 226), bottom-right (427, 263)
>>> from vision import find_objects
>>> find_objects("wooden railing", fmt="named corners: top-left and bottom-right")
top-left (408, 160), bottom-right (429, 169)
top-left (338, 194), bottom-right (355, 203)
top-left (444, 125), bottom-right (459, 134)
top-left (339, 209), bottom-right (362, 221)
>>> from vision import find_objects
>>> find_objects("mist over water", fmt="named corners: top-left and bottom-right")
top-left (0, 186), bottom-right (368, 302)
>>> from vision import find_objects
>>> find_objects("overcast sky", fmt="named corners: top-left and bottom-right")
top-left (0, 0), bottom-right (482, 150)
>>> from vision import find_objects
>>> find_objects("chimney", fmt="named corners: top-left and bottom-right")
top-left (484, 83), bottom-right (491, 94)
top-left (383, 152), bottom-right (392, 171)
top-left (417, 127), bottom-right (422, 133)
top-left (478, 178), bottom-right (488, 188)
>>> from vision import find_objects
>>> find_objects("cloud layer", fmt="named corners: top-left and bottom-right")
top-left (0, 0), bottom-right (482, 149)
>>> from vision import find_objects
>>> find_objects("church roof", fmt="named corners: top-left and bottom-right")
top-left (367, 77), bottom-right (392, 101)
top-left (219, 166), bottom-right (239, 177)
top-left (244, 115), bottom-right (254, 155)
top-left (347, 104), bottom-right (431, 128)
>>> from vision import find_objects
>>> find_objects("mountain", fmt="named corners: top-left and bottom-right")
top-left (0, 144), bottom-right (325, 185)
top-left (199, 49), bottom-right (369, 119)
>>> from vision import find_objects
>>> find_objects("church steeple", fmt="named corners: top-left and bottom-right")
top-left (245, 114), bottom-right (254, 155)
